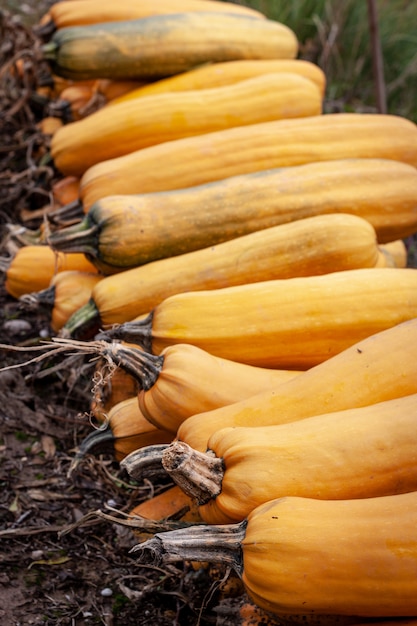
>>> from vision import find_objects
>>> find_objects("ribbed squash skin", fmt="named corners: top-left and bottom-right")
top-left (51, 176), bottom-right (80, 207)
top-left (172, 393), bottom-right (417, 524)
top-left (121, 268), bottom-right (417, 369)
top-left (2, 245), bottom-right (98, 299)
top-left (44, 0), bottom-right (265, 29)
top-left (51, 73), bottom-right (322, 177)
top-left (176, 318), bottom-right (417, 451)
top-left (49, 159), bottom-right (417, 267)
top-left (60, 213), bottom-right (394, 337)
top-left (242, 492), bottom-right (417, 617)
top-left (131, 490), bottom-right (417, 618)
top-left (135, 344), bottom-right (301, 433)
top-left (79, 113), bottom-right (417, 211)
top-left (111, 58), bottom-right (326, 104)
top-left (42, 13), bottom-right (298, 81)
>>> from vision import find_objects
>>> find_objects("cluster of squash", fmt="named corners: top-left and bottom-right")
top-left (3, 0), bottom-right (417, 623)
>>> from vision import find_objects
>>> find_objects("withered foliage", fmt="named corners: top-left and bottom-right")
top-left (0, 10), bottom-right (56, 229)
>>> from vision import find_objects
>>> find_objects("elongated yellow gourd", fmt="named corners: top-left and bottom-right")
top-left (111, 59), bottom-right (326, 104)
top-left (49, 159), bottom-right (417, 268)
top-left (158, 393), bottom-right (417, 524)
top-left (41, 13), bottom-right (298, 81)
top-left (74, 396), bottom-right (173, 463)
top-left (103, 268), bottom-right (417, 369)
top-left (60, 213), bottom-right (393, 337)
top-left (39, 0), bottom-right (265, 32)
top-left (79, 113), bottom-right (417, 211)
top-left (51, 73), bottom-right (322, 177)
top-left (173, 318), bottom-right (417, 451)
top-left (19, 270), bottom-right (102, 332)
top-left (131, 491), bottom-right (417, 618)
top-left (0, 245), bottom-right (98, 299)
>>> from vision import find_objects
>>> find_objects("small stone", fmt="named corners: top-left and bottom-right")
top-left (100, 588), bottom-right (113, 597)
top-left (3, 319), bottom-right (32, 335)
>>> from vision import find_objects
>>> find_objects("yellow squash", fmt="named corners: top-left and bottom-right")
top-left (41, 12), bottom-right (297, 81)
top-left (131, 491), bottom-right (417, 619)
top-left (158, 393), bottom-right (417, 523)
top-left (51, 72), bottom-right (322, 177)
top-left (38, 0), bottom-right (265, 33)
top-left (71, 342), bottom-right (301, 433)
top-left (74, 396), bottom-right (173, 463)
top-left (110, 58), bottom-right (326, 104)
top-left (78, 113), bottom-right (417, 211)
top-left (59, 213), bottom-right (395, 337)
top-left (1, 245), bottom-right (98, 299)
top-left (101, 268), bottom-right (417, 369)
top-left (48, 159), bottom-right (417, 269)
top-left (173, 318), bottom-right (417, 451)
top-left (19, 270), bottom-right (102, 332)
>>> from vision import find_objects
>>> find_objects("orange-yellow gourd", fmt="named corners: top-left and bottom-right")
top-left (60, 213), bottom-right (396, 337)
top-left (37, 116), bottom-right (64, 136)
top-left (173, 317), bottom-right (417, 451)
top-left (51, 72), bottom-right (322, 177)
top-left (74, 396), bottom-right (173, 463)
top-left (111, 58), bottom-right (326, 104)
top-left (0, 245), bottom-right (98, 299)
top-left (49, 159), bottom-right (417, 270)
top-left (159, 393), bottom-right (417, 524)
top-left (51, 176), bottom-right (81, 207)
top-left (42, 13), bottom-right (298, 82)
top-left (19, 270), bottom-right (103, 332)
top-left (102, 268), bottom-right (417, 369)
top-left (128, 485), bottom-right (201, 529)
top-left (70, 342), bottom-right (301, 433)
top-left (78, 113), bottom-right (417, 211)
top-left (130, 491), bottom-right (417, 619)
top-left (39, 0), bottom-right (265, 32)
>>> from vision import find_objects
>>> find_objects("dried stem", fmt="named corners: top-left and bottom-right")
top-left (121, 444), bottom-right (170, 483)
top-left (162, 441), bottom-right (224, 506)
top-left (130, 520), bottom-right (246, 576)
top-left (99, 314), bottom-right (154, 353)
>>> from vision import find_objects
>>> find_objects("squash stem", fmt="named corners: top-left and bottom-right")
top-left (33, 19), bottom-right (57, 42)
top-left (121, 444), bottom-right (170, 483)
top-left (130, 519), bottom-right (246, 576)
top-left (100, 342), bottom-right (164, 391)
top-left (48, 215), bottom-right (99, 258)
top-left (98, 313), bottom-right (154, 353)
top-left (60, 298), bottom-right (101, 339)
top-left (68, 425), bottom-right (115, 475)
top-left (162, 441), bottom-right (224, 506)
top-left (19, 285), bottom-right (56, 311)
top-left (47, 200), bottom-right (84, 227)
top-left (75, 425), bottom-right (115, 459)
top-left (6, 224), bottom-right (43, 246)
top-left (40, 41), bottom-right (59, 62)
